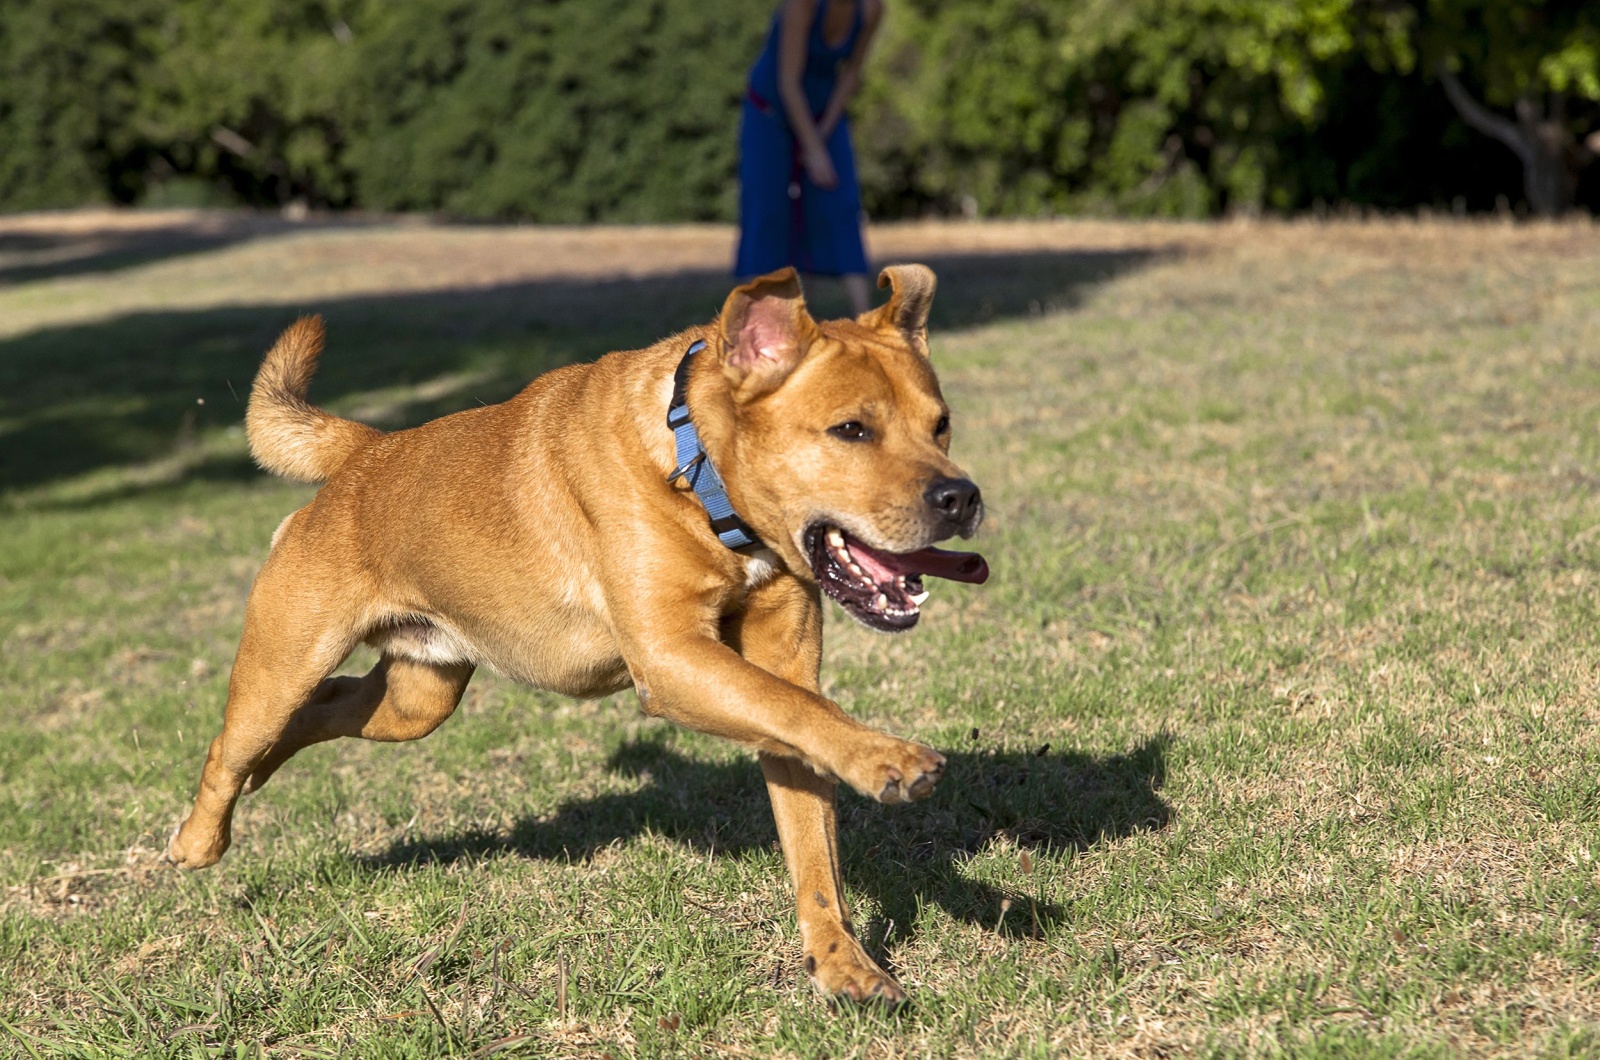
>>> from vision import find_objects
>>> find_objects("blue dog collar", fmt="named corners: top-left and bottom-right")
top-left (666, 340), bottom-right (767, 554)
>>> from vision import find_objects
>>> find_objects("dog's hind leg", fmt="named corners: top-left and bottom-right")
top-left (167, 611), bottom-right (355, 871)
top-left (166, 545), bottom-right (375, 870)
top-left (169, 638), bottom-right (473, 869)
top-left (242, 653), bottom-right (474, 794)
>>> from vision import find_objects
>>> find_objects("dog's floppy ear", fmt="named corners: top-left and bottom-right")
top-left (717, 267), bottom-right (819, 399)
top-left (861, 264), bottom-right (936, 357)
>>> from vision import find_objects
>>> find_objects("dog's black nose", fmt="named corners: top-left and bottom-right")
top-left (926, 477), bottom-right (982, 534)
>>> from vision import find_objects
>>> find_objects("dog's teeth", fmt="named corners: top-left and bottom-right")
top-left (826, 529), bottom-right (844, 547)
top-left (849, 563), bottom-right (864, 577)
top-left (910, 590), bottom-right (929, 605)
top-left (874, 593), bottom-right (889, 610)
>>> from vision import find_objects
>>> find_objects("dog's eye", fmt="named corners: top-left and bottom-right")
top-left (934, 414), bottom-right (950, 437)
top-left (828, 421), bottom-right (873, 442)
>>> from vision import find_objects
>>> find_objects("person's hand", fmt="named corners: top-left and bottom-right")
top-left (802, 142), bottom-right (839, 189)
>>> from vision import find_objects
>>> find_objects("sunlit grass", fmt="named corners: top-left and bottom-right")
top-left (2, 213), bottom-right (1598, 1057)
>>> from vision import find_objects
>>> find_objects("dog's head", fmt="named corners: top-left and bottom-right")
top-left (701, 265), bottom-right (984, 632)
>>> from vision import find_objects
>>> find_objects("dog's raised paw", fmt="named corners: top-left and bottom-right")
top-left (846, 738), bottom-right (945, 805)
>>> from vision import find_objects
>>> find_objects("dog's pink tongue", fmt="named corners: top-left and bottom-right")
top-left (850, 539), bottom-right (989, 585)
top-left (900, 547), bottom-right (989, 584)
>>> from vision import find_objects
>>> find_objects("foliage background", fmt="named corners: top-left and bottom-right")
top-left (0, 0), bottom-right (1596, 219)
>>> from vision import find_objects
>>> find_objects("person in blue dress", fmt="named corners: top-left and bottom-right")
top-left (736, 0), bottom-right (884, 315)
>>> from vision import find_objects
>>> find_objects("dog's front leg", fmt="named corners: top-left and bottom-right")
top-left (726, 575), bottom-right (908, 1002)
top-left (759, 755), bottom-right (904, 1002)
top-left (609, 566), bottom-right (939, 1000)
top-left (612, 578), bottom-right (944, 806)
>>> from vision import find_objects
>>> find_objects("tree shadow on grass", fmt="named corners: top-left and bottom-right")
top-left (363, 733), bottom-right (1172, 948)
top-left (0, 244), bottom-right (1167, 504)
top-left (0, 213), bottom-right (380, 286)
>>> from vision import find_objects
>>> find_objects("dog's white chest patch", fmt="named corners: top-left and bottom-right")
top-left (743, 548), bottom-right (782, 589)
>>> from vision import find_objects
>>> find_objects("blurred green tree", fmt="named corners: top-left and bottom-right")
top-left (855, 0), bottom-right (1390, 217)
top-left (0, 0), bottom-right (1595, 218)
top-left (0, 0), bottom-right (163, 210)
top-left (131, 0), bottom-right (358, 207)
top-left (1410, 0), bottom-right (1600, 215)
top-left (343, 0), bottom-right (763, 221)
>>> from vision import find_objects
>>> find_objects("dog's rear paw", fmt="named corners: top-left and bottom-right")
top-left (165, 817), bottom-right (229, 870)
top-left (840, 737), bottom-right (945, 805)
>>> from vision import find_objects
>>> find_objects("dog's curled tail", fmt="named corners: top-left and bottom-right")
top-left (246, 316), bottom-right (382, 484)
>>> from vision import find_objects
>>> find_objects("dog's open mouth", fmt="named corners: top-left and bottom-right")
top-left (805, 525), bottom-right (988, 632)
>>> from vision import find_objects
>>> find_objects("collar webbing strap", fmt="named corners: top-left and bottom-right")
top-left (667, 340), bottom-right (766, 554)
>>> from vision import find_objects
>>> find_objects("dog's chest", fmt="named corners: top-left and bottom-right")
top-left (743, 548), bottom-right (782, 589)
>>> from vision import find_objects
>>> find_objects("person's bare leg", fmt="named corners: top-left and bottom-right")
top-left (842, 273), bottom-right (872, 316)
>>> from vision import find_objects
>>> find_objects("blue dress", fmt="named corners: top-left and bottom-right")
top-left (735, 2), bottom-right (869, 278)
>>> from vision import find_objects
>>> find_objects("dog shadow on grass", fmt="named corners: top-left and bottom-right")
top-left (365, 732), bottom-right (1173, 949)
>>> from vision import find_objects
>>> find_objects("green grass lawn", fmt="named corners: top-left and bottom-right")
top-left (3, 214), bottom-right (1600, 1058)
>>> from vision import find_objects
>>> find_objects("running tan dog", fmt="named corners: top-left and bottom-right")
top-left (168, 265), bottom-right (987, 1002)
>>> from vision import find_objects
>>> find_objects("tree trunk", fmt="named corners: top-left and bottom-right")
top-left (1516, 95), bottom-right (1576, 217)
top-left (1438, 67), bottom-right (1577, 217)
